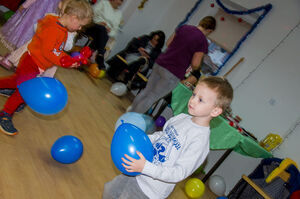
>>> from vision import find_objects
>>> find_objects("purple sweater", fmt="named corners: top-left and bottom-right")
top-left (156, 25), bottom-right (208, 79)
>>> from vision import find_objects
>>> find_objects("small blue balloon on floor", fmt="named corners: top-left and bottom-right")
top-left (51, 135), bottom-right (83, 164)
top-left (18, 77), bottom-right (68, 115)
top-left (111, 123), bottom-right (154, 176)
top-left (155, 116), bottom-right (166, 127)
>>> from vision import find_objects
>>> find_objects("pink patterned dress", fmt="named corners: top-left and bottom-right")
top-left (0, 0), bottom-right (61, 51)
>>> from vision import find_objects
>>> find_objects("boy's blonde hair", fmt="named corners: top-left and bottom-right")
top-left (199, 76), bottom-right (233, 112)
top-left (198, 16), bottom-right (216, 31)
top-left (61, 0), bottom-right (93, 22)
top-left (58, 0), bottom-right (73, 16)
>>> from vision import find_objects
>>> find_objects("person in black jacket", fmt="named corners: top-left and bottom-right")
top-left (106, 30), bottom-right (165, 85)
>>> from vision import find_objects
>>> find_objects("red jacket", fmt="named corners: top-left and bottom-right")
top-left (28, 15), bottom-right (70, 71)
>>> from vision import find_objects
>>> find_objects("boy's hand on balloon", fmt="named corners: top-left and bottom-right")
top-left (121, 151), bottom-right (146, 173)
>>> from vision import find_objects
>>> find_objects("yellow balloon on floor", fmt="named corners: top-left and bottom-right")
top-left (185, 178), bottom-right (205, 198)
top-left (98, 69), bottom-right (106, 79)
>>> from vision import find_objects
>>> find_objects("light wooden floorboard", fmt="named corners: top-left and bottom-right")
top-left (0, 50), bottom-right (217, 199)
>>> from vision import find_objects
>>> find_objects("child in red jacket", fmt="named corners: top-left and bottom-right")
top-left (0, 0), bottom-right (93, 135)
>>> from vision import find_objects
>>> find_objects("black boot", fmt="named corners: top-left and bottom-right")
top-left (95, 54), bottom-right (105, 70)
top-left (106, 55), bottom-right (128, 81)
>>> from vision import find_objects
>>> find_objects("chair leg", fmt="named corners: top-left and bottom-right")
top-left (242, 175), bottom-right (272, 199)
top-left (145, 92), bottom-right (172, 119)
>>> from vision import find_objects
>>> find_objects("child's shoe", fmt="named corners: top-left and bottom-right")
top-left (0, 111), bottom-right (18, 135)
top-left (0, 55), bottom-right (14, 70)
top-left (0, 88), bottom-right (15, 97)
top-left (15, 104), bottom-right (26, 113)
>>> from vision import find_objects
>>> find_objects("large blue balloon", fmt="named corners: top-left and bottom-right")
top-left (18, 77), bottom-right (68, 115)
top-left (111, 123), bottom-right (154, 176)
top-left (51, 135), bottom-right (83, 164)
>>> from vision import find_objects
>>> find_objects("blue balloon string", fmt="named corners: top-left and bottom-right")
top-left (212, 0), bottom-right (272, 75)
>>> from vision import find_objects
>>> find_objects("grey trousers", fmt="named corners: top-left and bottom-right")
top-left (131, 63), bottom-right (180, 113)
top-left (102, 174), bottom-right (149, 199)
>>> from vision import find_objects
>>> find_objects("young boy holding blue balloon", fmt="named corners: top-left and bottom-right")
top-left (103, 76), bottom-right (233, 199)
top-left (0, 0), bottom-right (93, 136)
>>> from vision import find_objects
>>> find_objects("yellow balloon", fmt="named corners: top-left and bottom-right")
top-left (98, 69), bottom-right (106, 79)
top-left (185, 178), bottom-right (205, 198)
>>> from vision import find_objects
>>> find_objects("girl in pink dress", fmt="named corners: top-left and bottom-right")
top-left (0, 0), bottom-right (61, 51)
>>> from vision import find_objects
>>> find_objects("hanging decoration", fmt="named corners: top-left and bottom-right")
top-left (138, 0), bottom-right (149, 10)
top-left (213, 0), bottom-right (272, 75)
top-left (177, 0), bottom-right (272, 75)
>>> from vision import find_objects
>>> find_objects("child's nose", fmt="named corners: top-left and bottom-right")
top-left (190, 97), bottom-right (196, 104)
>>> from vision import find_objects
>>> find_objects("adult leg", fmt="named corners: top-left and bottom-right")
top-left (123, 57), bottom-right (147, 83)
top-left (130, 63), bottom-right (161, 113)
top-left (131, 63), bottom-right (180, 113)
top-left (85, 24), bottom-right (109, 69)
top-left (106, 54), bottom-right (128, 80)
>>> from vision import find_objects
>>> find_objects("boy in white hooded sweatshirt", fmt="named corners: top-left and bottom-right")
top-left (103, 76), bottom-right (233, 199)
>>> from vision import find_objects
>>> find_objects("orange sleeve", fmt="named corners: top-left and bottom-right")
top-left (37, 25), bottom-right (70, 67)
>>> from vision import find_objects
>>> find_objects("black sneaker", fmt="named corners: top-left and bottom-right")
top-left (15, 103), bottom-right (26, 113)
top-left (0, 111), bottom-right (18, 136)
top-left (0, 88), bottom-right (15, 97)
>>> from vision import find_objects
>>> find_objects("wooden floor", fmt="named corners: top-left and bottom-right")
top-left (0, 47), bottom-right (217, 199)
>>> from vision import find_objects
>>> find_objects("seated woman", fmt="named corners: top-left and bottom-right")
top-left (106, 30), bottom-right (165, 85)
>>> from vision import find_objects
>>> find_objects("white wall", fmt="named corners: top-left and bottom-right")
top-left (110, 0), bottom-right (177, 57)
top-left (213, 0), bottom-right (300, 193)
top-left (110, 0), bottom-right (300, 194)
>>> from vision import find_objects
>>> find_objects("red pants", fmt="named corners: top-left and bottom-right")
top-left (0, 52), bottom-right (39, 115)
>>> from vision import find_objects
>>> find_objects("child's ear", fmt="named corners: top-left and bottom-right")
top-left (211, 107), bottom-right (222, 117)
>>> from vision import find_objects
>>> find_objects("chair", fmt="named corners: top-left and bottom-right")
top-left (228, 158), bottom-right (300, 199)
top-left (74, 31), bottom-right (115, 60)
top-left (106, 54), bottom-right (149, 93)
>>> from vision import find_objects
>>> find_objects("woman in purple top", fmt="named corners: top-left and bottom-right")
top-left (130, 16), bottom-right (216, 114)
